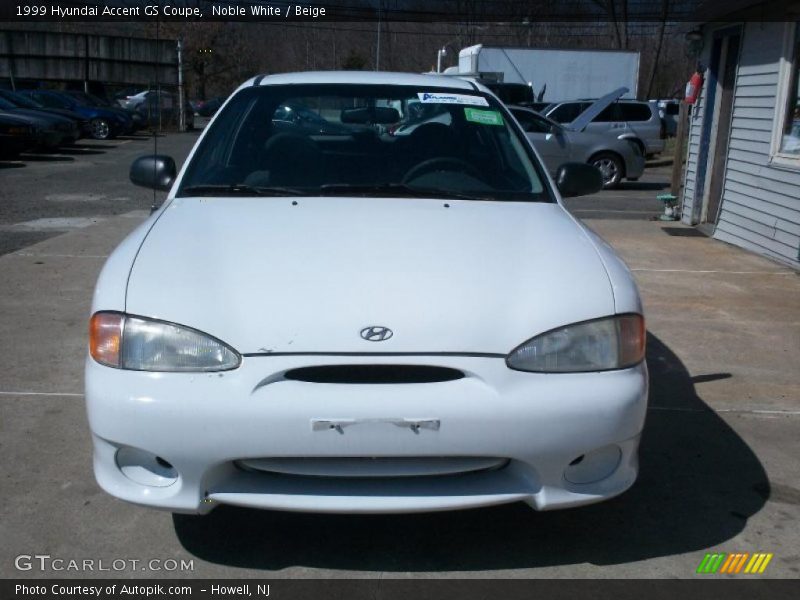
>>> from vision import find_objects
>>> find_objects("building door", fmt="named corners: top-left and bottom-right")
top-left (694, 28), bottom-right (742, 231)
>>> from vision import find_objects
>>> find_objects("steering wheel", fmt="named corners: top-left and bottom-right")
top-left (402, 157), bottom-right (482, 185)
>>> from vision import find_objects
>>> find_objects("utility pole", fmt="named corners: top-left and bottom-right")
top-left (177, 37), bottom-right (185, 132)
top-left (375, 2), bottom-right (381, 71)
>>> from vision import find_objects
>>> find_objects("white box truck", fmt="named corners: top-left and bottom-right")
top-left (457, 45), bottom-right (640, 101)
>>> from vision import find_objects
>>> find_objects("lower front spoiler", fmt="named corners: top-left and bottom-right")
top-left (92, 434), bottom-right (641, 515)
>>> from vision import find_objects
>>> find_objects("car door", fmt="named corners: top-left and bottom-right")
top-left (510, 108), bottom-right (571, 174)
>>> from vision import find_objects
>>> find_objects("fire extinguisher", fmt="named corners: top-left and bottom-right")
top-left (685, 70), bottom-right (704, 104)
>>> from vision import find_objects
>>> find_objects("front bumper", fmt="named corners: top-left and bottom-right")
top-left (86, 355), bottom-right (648, 514)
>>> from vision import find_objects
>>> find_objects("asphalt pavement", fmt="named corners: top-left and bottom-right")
top-left (1, 127), bottom-right (798, 579)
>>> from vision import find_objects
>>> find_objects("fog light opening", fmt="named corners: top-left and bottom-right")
top-left (116, 447), bottom-right (179, 488)
top-left (564, 445), bottom-right (622, 485)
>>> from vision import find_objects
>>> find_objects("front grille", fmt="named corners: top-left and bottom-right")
top-left (283, 364), bottom-right (464, 384)
top-left (236, 457), bottom-right (510, 478)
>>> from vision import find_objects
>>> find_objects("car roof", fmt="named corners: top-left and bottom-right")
top-left (242, 71), bottom-right (478, 92)
top-left (508, 105), bottom-right (560, 125)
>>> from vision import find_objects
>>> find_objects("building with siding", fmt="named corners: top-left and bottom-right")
top-left (681, 9), bottom-right (800, 269)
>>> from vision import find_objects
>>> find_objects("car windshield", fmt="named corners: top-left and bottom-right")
top-left (63, 93), bottom-right (90, 106)
top-left (37, 93), bottom-right (73, 109)
top-left (179, 84), bottom-right (550, 202)
top-left (67, 91), bottom-right (106, 106)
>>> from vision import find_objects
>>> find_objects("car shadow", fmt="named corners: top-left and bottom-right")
top-left (617, 181), bottom-right (669, 191)
top-left (71, 142), bottom-right (119, 149)
top-left (18, 153), bottom-right (75, 162)
top-left (0, 161), bottom-right (26, 169)
top-left (172, 333), bottom-right (769, 572)
top-left (52, 147), bottom-right (106, 156)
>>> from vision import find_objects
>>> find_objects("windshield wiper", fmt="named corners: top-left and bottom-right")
top-left (180, 184), bottom-right (306, 197)
top-left (317, 183), bottom-right (493, 201)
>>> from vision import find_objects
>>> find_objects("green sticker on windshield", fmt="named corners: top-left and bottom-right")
top-left (464, 108), bottom-right (504, 126)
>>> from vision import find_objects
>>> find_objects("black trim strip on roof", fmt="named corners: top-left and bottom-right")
top-left (252, 73), bottom-right (268, 86)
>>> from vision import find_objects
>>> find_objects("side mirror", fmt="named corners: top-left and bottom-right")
top-left (556, 162), bottom-right (603, 198)
top-left (130, 155), bottom-right (176, 191)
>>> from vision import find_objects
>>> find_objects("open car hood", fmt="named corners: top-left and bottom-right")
top-left (564, 87), bottom-right (629, 132)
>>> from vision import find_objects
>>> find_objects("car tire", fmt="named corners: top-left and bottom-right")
top-left (90, 118), bottom-right (112, 140)
top-left (590, 152), bottom-right (624, 189)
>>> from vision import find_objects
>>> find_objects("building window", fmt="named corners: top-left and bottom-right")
top-left (777, 24), bottom-right (800, 157)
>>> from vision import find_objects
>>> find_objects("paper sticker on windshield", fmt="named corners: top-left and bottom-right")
top-left (464, 108), bottom-right (504, 126)
top-left (417, 92), bottom-right (489, 106)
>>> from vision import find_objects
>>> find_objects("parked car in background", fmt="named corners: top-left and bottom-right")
top-left (656, 99), bottom-right (682, 137)
top-left (132, 92), bottom-right (194, 130)
top-left (196, 96), bottom-right (224, 117)
top-left (0, 95), bottom-right (78, 148)
top-left (525, 101), bottom-right (553, 113)
top-left (86, 71), bottom-right (647, 516)
top-left (0, 89), bottom-right (90, 139)
top-left (118, 89), bottom-right (194, 129)
top-left (63, 91), bottom-right (144, 133)
top-left (509, 106), bottom-right (644, 188)
top-left (272, 103), bottom-right (349, 135)
top-left (544, 96), bottom-right (665, 157)
top-left (0, 112), bottom-right (40, 158)
top-left (19, 90), bottom-right (132, 140)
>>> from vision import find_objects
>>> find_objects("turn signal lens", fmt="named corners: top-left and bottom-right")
top-left (89, 312), bottom-right (123, 367)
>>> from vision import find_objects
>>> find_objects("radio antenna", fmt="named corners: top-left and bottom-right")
top-left (151, 4), bottom-right (161, 214)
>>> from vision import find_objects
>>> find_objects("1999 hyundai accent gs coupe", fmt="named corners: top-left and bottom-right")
top-left (86, 72), bottom-right (647, 514)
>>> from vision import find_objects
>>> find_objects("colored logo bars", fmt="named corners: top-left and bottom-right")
top-left (696, 552), bottom-right (773, 574)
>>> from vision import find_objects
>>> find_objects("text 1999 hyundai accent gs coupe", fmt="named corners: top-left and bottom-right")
top-left (86, 72), bottom-right (647, 514)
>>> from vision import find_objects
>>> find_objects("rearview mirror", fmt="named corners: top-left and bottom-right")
top-left (130, 155), bottom-right (176, 191)
top-left (555, 162), bottom-right (603, 198)
top-left (340, 106), bottom-right (399, 125)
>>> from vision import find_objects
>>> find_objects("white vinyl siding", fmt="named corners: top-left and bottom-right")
top-left (681, 22), bottom-right (800, 268)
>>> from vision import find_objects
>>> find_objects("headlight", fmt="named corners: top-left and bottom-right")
top-left (89, 312), bottom-right (241, 372)
top-left (507, 314), bottom-right (645, 373)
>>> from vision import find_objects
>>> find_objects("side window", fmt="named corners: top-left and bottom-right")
top-left (512, 110), bottom-right (550, 133)
top-left (620, 103), bottom-right (654, 122)
top-left (549, 103), bottom-right (583, 123)
top-left (776, 23), bottom-right (799, 158)
top-left (593, 104), bottom-right (620, 122)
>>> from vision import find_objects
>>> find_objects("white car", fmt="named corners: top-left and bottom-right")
top-left (86, 71), bottom-right (648, 515)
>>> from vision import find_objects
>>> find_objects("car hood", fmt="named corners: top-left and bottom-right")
top-left (565, 87), bottom-right (628, 132)
top-left (125, 197), bottom-right (615, 354)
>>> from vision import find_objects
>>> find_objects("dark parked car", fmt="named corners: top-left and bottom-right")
top-left (20, 90), bottom-right (132, 140)
top-left (0, 89), bottom-right (90, 139)
top-left (0, 113), bottom-right (40, 158)
top-left (196, 96), bottom-right (224, 117)
top-left (0, 96), bottom-right (77, 149)
top-left (63, 91), bottom-right (144, 133)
